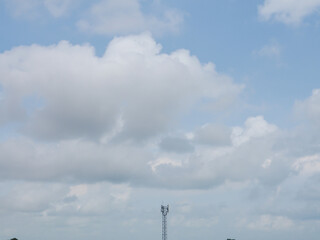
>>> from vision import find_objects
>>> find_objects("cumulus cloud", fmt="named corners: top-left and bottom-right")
top-left (77, 0), bottom-right (184, 36)
top-left (0, 137), bottom-right (152, 183)
top-left (258, 0), bottom-right (320, 25)
top-left (0, 66), bottom-right (293, 189)
top-left (0, 33), bottom-right (242, 141)
top-left (1, 36), bottom-right (320, 228)
top-left (2, 85), bottom-right (320, 237)
top-left (0, 112), bottom-right (286, 190)
top-left (159, 136), bottom-right (194, 153)
top-left (249, 153), bottom-right (320, 222)
top-left (292, 154), bottom-right (320, 176)
top-left (46, 182), bottom-right (131, 216)
top-left (2, 76), bottom-right (320, 194)
top-left (231, 116), bottom-right (278, 147)
top-left (146, 116), bottom-right (284, 189)
top-left (0, 33), bottom-right (248, 189)
top-left (295, 89), bottom-right (320, 126)
top-left (194, 123), bottom-right (231, 146)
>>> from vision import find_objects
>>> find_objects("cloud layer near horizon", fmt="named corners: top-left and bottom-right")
top-left (1, 34), bottom-right (320, 239)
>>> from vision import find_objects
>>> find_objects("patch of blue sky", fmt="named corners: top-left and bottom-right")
top-left (22, 94), bottom-right (45, 116)
top-left (1, 0), bottom-right (318, 130)
top-left (0, 82), bottom-right (3, 97)
top-left (158, 0), bottom-right (320, 129)
top-left (0, 95), bottom-right (45, 141)
top-left (0, 84), bottom-right (20, 141)
top-left (0, 0), bottom-right (108, 54)
top-left (0, 123), bottom-right (21, 142)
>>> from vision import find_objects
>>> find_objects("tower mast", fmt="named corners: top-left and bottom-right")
top-left (161, 205), bottom-right (169, 240)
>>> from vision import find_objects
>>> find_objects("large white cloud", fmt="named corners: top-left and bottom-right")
top-left (0, 33), bottom-right (248, 188)
top-left (258, 0), bottom-right (320, 25)
top-left (2, 35), bottom-right (320, 193)
top-left (0, 33), bottom-right (243, 141)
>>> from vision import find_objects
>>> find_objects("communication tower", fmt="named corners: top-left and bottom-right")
top-left (161, 205), bottom-right (169, 240)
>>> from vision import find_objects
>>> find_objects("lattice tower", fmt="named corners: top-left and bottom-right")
top-left (161, 205), bottom-right (169, 240)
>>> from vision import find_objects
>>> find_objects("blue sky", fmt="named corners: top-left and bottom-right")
top-left (1, 1), bottom-right (320, 240)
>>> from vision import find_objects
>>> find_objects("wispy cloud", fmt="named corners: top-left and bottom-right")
top-left (4, 0), bottom-right (78, 18)
top-left (3, 0), bottom-right (184, 35)
top-left (258, 0), bottom-right (320, 25)
top-left (77, 0), bottom-right (184, 36)
top-left (254, 41), bottom-right (281, 58)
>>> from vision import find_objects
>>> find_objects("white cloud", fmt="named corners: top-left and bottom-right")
top-left (0, 33), bottom-right (242, 141)
top-left (3, 0), bottom-right (183, 35)
top-left (44, 0), bottom-right (78, 17)
top-left (292, 154), bottom-right (320, 176)
top-left (149, 157), bottom-right (182, 172)
top-left (262, 158), bottom-right (272, 169)
top-left (2, 90), bottom-right (320, 238)
top-left (295, 89), bottom-right (320, 126)
top-left (258, 0), bottom-right (320, 25)
top-left (0, 33), bottom-right (248, 189)
top-left (4, 0), bottom-right (77, 18)
top-left (0, 114), bottom-right (284, 189)
top-left (146, 116), bottom-right (286, 189)
top-left (77, 0), bottom-right (184, 36)
top-left (68, 184), bottom-right (88, 197)
top-left (1, 39), bottom-right (320, 234)
top-left (231, 116), bottom-right (278, 147)
top-left (255, 42), bottom-right (281, 58)
top-left (4, 0), bottom-right (41, 19)
top-left (194, 123), bottom-right (231, 146)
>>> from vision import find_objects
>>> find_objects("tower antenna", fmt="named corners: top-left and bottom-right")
top-left (161, 205), bottom-right (169, 240)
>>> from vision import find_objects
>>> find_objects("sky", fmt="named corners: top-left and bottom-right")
top-left (1, 0), bottom-right (320, 240)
